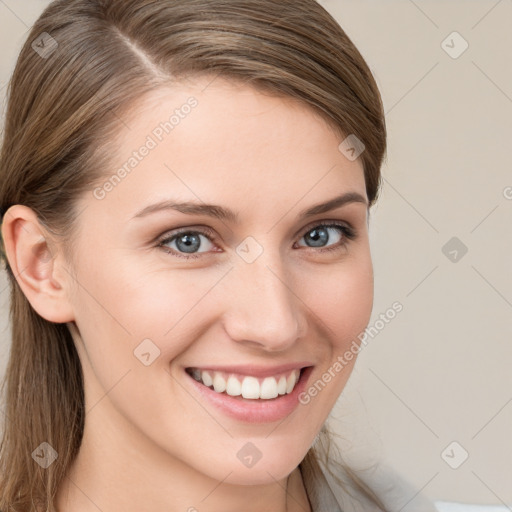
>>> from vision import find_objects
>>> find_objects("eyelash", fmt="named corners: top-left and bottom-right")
top-left (155, 221), bottom-right (357, 260)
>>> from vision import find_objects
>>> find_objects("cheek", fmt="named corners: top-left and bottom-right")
top-left (68, 255), bottom-right (228, 426)
top-left (291, 258), bottom-right (373, 424)
top-left (71, 250), bottom-right (228, 364)
top-left (117, 266), bottom-right (229, 344)
top-left (297, 255), bottom-right (374, 348)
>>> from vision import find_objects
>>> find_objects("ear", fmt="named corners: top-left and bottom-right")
top-left (1, 205), bottom-right (75, 323)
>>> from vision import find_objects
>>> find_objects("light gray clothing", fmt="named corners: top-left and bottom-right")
top-left (300, 457), bottom-right (439, 512)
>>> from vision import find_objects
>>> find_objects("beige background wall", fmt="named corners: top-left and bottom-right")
top-left (1, 0), bottom-right (511, 507)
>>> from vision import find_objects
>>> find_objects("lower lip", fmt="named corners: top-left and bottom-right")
top-left (185, 366), bottom-right (314, 423)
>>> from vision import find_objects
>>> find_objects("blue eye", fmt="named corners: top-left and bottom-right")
top-left (158, 229), bottom-right (216, 259)
top-left (156, 221), bottom-right (356, 260)
top-left (296, 223), bottom-right (355, 250)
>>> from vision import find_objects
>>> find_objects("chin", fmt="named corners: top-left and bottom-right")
top-left (220, 462), bottom-right (298, 486)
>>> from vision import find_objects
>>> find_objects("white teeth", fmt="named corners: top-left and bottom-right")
top-left (213, 372), bottom-right (226, 393)
top-left (277, 376), bottom-right (287, 395)
top-left (189, 368), bottom-right (302, 400)
top-left (260, 377), bottom-right (279, 399)
top-left (286, 372), bottom-right (296, 394)
top-left (226, 375), bottom-right (242, 396)
top-left (241, 376), bottom-right (260, 399)
top-left (201, 370), bottom-right (213, 387)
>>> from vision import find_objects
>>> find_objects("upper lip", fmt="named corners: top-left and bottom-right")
top-left (185, 363), bottom-right (313, 378)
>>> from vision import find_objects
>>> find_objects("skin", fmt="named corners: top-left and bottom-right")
top-left (2, 76), bottom-right (374, 512)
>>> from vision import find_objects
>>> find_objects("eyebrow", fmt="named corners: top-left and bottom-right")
top-left (131, 191), bottom-right (368, 223)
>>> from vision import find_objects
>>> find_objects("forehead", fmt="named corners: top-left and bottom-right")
top-left (84, 77), bottom-right (367, 222)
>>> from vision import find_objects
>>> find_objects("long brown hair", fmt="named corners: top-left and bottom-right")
top-left (0, 1), bottom-right (387, 510)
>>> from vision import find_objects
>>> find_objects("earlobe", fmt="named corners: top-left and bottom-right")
top-left (1, 205), bottom-right (75, 323)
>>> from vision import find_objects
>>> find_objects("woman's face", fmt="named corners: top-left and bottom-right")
top-left (64, 76), bottom-right (373, 485)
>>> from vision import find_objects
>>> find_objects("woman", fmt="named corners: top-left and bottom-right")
top-left (0, 1), bottom-right (438, 511)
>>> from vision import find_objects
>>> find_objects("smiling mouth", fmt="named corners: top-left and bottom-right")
top-left (185, 367), bottom-right (306, 400)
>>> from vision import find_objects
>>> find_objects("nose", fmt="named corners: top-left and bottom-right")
top-left (221, 253), bottom-right (306, 352)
